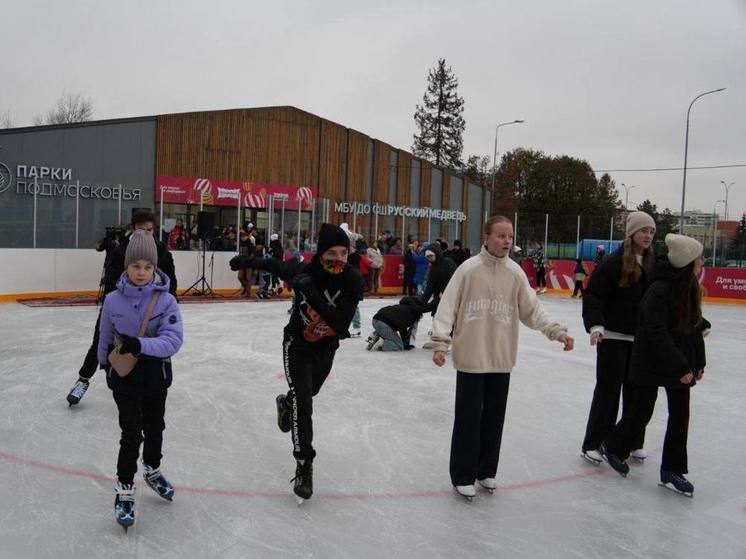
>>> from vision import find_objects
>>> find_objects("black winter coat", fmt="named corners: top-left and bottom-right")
top-left (373, 297), bottom-right (433, 332)
top-left (420, 243), bottom-right (457, 313)
top-left (629, 261), bottom-right (706, 389)
top-left (247, 254), bottom-right (364, 347)
top-left (403, 250), bottom-right (416, 283)
top-left (103, 235), bottom-right (177, 297)
top-left (582, 248), bottom-right (647, 335)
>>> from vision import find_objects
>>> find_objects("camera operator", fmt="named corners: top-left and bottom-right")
top-left (66, 209), bottom-right (178, 407)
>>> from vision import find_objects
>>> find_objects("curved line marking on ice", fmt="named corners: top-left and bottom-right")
top-left (0, 449), bottom-right (609, 500)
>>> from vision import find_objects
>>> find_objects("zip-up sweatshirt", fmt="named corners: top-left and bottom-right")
top-left (430, 245), bottom-right (567, 373)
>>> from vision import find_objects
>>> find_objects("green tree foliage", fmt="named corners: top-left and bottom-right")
top-left (491, 148), bottom-right (622, 243)
top-left (412, 59), bottom-right (465, 168)
top-left (730, 213), bottom-right (746, 263)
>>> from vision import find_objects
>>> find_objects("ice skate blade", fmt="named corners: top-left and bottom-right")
top-left (453, 487), bottom-right (475, 501)
top-left (295, 495), bottom-right (308, 506)
top-left (581, 452), bottom-right (602, 466)
top-left (658, 482), bottom-right (693, 498)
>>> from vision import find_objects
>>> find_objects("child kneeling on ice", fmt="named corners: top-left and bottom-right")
top-left (98, 229), bottom-right (184, 528)
top-left (367, 296), bottom-right (433, 351)
top-left (431, 215), bottom-right (574, 500)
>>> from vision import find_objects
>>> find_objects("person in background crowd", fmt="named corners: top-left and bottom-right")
top-left (446, 240), bottom-right (470, 267)
top-left (572, 258), bottom-right (587, 299)
top-left (367, 240), bottom-right (384, 294)
top-left (403, 242), bottom-right (418, 296)
top-left (389, 237), bottom-right (403, 256)
top-left (595, 244), bottom-right (606, 265)
top-left (237, 229), bottom-right (254, 297)
top-left (532, 241), bottom-right (547, 294)
top-left (413, 244), bottom-right (430, 297)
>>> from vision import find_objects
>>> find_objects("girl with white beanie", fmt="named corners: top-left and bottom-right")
top-left (580, 211), bottom-right (656, 465)
top-left (600, 234), bottom-right (706, 497)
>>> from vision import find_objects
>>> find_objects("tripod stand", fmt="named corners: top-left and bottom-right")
top-left (182, 238), bottom-right (218, 297)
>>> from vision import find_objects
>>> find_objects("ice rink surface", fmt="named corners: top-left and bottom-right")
top-left (1, 295), bottom-right (745, 559)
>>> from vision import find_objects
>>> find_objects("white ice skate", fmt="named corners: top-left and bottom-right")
top-left (477, 478), bottom-right (497, 494)
top-left (349, 329), bottom-right (361, 338)
top-left (630, 448), bottom-right (647, 462)
top-left (454, 484), bottom-right (476, 501)
top-left (582, 448), bottom-right (603, 466)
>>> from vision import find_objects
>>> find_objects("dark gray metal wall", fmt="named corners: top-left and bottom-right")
top-left (0, 118), bottom-right (156, 248)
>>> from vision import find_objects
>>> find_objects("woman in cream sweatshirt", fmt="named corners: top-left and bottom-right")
top-left (431, 215), bottom-right (574, 499)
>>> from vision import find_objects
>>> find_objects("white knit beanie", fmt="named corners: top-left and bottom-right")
top-left (665, 234), bottom-right (703, 268)
top-left (625, 211), bottom-right (656, 237)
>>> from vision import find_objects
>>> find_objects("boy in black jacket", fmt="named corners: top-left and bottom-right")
top-left (368, 296), bottom-right (433, 351)
top-left (230, 223), bottom-right (364, 503)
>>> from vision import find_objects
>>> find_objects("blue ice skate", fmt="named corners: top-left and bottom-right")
top-left (600, 442), bottom-right (629, 477)
top-left (659, 469), bottom-right (694, 497)
top-left (143, 464), bottom-right (174, 501)
top-left (114, 483), bottom-right (136, 530)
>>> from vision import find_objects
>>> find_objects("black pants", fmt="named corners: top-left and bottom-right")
top-left (282, 336), bottom-right (336, 462)
top-left (113, 391), bottom-right (167, 486)
top-left (572, 280), bottom-right (584, 297)
top-left (536, 268), bottom-right (546, 288)
top-left (582, 340), bottom-right (644, 452)
top-left (605, 385), bottom-right (690, 473)
top-left (450, 372), bottom-right (510, 486)
top-left (78, 309), bottom-right (102, 380)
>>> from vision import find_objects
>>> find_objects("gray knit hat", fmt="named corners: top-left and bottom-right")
top-left (665, 234), bottom-right (703, 268)
top-left (125, 229), bottom-right (158, 268)
top-left (625, 211), bottom-right (656, 237)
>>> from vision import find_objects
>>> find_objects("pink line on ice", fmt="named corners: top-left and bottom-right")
top-left (0, 449), bottom-right (609, 501)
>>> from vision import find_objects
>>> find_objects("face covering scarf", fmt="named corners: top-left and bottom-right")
top-left (321, 259), bottom-right (345, 275)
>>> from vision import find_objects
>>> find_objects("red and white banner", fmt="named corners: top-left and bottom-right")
top-left (156, 175), bottom-right (317, 211)
top-left (522, 259), bottom-right (746, 301)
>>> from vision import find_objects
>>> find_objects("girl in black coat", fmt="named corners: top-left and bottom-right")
top-left (580, 211), bottom-right (656, 464)
top-left (601, 234), bottom-right (706, 496)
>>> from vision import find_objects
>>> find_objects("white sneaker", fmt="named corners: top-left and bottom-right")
top-left (540, 287), bottom-right (547, 294)
top-left (478, 478), bottom-right (497, 491)
top-left (349, 329), bottom-right (361, 338)
top-left (630, 448), bottom-right (647, 461)
top-left (454, 484), bottom-right (476, 499)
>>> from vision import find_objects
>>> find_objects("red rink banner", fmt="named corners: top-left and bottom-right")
top-left (522, 258), bottom-right (746, 301)
top-left (156, 175), bottom-right (316, 211)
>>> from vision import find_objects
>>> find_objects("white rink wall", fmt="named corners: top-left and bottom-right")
top-left (0, 248), bottom-right (243, 297)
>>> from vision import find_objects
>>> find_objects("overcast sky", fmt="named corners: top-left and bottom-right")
top-left (2, 0), bottom-right (744, 219)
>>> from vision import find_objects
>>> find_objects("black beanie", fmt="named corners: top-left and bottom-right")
top-left (317, 223), bottom-right (350, 255)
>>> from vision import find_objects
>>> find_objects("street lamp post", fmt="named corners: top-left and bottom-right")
top-left (621, 183), bottom-right (636, 210)
top-left (720, 180), bottom-right (735, 222)
top-left (490, 119), bottom-right (525, 213)
top-left (712, 199), bottom-right (725, 266)
top-left (679, 88), bottom-right (726, 232)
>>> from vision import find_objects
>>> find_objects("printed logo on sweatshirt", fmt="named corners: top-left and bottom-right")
top-left (463, 296), bottom-right (514, 325)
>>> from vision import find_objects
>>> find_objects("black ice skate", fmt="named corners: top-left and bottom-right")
top-left (659, 469), bottom-right (694, 498)
top-left (143, 464), bottom-right (174, 501)
top-left (66, 378), bottom-right (90, 407)
top-left (292, 460), bottom-right (313, 504)
top-left (114, 482), bottom-right (136, 531)
top-left (276, 394), bottom-right (292, 433)
top-left (600, 442), bottom-right (629, 477)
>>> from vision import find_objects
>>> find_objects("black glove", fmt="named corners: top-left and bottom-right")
top-left (230, 255), bottom-right (254, 271)
top-left (119, 334), bottom-right (141, 356)
top-left (291, 273), bottom-right (314, 294)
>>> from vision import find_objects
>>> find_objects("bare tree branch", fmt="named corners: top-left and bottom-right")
top-left (39, 92), bottom-right (94, 125)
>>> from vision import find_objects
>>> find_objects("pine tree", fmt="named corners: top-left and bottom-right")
top-left (412, 59), bottom-right (465, 168)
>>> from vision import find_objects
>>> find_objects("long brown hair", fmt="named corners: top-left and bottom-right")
top-left (673, 263), bottom-right (703, 335)
top-left (619, 237), bottom-right (654, 287)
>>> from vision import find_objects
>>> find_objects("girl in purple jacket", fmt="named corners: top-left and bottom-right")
top-left (98, 230), bottom-right (183, 530)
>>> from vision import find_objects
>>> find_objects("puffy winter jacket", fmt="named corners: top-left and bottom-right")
top-left (98, 269), bottom-right (183, 395)
top-left (629, 260), bottom-right (706, 389)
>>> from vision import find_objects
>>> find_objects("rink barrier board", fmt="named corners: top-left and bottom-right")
top-left (1, 249), bottom-right (745, 303)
